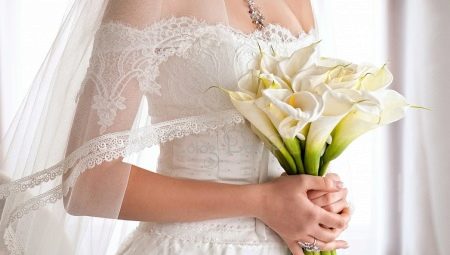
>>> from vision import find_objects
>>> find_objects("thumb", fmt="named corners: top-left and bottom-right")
top-left (301, 175), bottom-right (343, 192)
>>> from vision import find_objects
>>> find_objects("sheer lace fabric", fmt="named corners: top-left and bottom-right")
top-left (0, 4), bottom-right (319, 253)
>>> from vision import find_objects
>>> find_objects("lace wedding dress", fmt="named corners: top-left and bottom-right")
top-left (80, 16), bottom-right (319, 255)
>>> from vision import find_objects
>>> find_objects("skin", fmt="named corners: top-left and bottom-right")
top-left (66, 1), bottom-right (352, 254)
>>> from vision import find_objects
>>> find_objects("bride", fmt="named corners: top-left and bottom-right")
top-left (0, 0), bottom-right (351, 254)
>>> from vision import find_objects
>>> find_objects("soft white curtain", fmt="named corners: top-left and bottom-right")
top-left (315, 0), bottom-right (450, 254)
top-left (389, 0), bottom-right (450, 253)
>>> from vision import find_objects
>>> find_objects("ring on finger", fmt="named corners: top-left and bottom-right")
top-left (298, 237), bottom-right (320, 252)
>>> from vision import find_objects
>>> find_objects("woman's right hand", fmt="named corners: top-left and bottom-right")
top-left (255, 174), bottom-right (350, 255)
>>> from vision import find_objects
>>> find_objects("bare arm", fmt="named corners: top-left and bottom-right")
top-left (118, 165), bottom-right (263, 222)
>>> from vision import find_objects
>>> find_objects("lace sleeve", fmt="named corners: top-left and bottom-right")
top-left (61, 23), bottom-right (152, 217)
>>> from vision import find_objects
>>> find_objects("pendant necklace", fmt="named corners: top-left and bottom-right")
top-left (246, 0), bottom-right (266, 30)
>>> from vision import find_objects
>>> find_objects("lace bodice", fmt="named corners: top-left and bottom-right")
top-left (83, 16), bottom-right (319, 181)
top-left (85, 16), bottom-right (318, 126)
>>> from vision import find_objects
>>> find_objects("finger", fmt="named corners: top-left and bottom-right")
top-left (324, 173), bottom-right (341, 181)
top-left (317, 209), bottom-right (348, 230)
top-left (319, 207), bottom-right (352, 231)
top-left (307, 176), bottom-right (345, 200)
top-left (311, 188), bottom-right (348, 207)
top-left (304, 236), bottom-right (349, 251)
top-left (307, 190), bottom-right (327, 200)
top-left (319, 206), bottom-right (352, 231)
top-left (322, 199), bottom-right (349, 214)
top-left (301, 175), bottom-right (343, 192)
top-left (339, 207), bottom-right (352, 226)
top-left (311, 227), bottom-right (337, 243)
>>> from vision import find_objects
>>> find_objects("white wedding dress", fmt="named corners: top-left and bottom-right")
top-left (83, 16), bottom-right (319, 255)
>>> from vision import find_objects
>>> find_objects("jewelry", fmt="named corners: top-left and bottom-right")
top-left (298, 237), bottom-right (320, 252)
top-left (246, 0), bottom-right (265, 30)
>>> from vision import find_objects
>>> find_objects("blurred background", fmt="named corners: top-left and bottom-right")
top-left (1, 0), bottom-right (449, 254)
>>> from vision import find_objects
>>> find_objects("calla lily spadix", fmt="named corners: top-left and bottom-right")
top-left (260, 89), bottom-right (324, 135)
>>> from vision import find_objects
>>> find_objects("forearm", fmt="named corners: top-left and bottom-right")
top-left (118, 164), bottom-right (264, 222)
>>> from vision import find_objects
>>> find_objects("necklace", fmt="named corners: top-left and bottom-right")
top-left (246, 0), bottom-right (265, 30)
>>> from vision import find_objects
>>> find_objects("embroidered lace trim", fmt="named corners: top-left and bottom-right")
top-left (80, 16), bottom-right (317, 134)
top-left (3, 226), bottom-right (23, 255)
top-left (0, 110), bottom-right (245, 226)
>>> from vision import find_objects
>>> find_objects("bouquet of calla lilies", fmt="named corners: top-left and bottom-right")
top-left (217, 41), bottom-right (424, 255)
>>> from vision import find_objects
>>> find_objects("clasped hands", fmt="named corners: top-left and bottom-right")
top-left (256, 173), bottom-right (351, 255)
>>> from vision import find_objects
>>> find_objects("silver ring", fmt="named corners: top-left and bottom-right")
top-left (298, 237), bottom-right (320, 252)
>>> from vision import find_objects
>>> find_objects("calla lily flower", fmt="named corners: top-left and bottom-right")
top-left (358, 64), bottom-right (394, 91)
top-left (237, 70), bottom-right (261, 98)
top-left (258, 89), bottom-right (324, 139)
top-left (220, 88), bottom-right (298, 174)
top-left (258, 73), bottom-right (291, 91)
top-left (304, 90), bottom-right (354, 175)
top-left (277, 41), bottom-right (321, 83)
top-left (322, 89), bottom-right (409, 172)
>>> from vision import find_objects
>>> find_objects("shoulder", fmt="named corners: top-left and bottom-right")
top-left (102, 0), bottom-right (166, 27)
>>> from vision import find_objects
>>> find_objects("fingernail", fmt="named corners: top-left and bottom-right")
top-left (334, 180), bottom-right (344, 189)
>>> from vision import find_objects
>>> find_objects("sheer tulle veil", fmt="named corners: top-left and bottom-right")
top-left (0, 0), bottom-right (320, 254)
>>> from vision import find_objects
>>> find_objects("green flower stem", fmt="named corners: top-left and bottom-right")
top-left (330, 250), bottom-right (337, 255)
top-left (250, 125), bottom-right (297, 175)
top-left (304, 143), bottom-right (322, 175)
top-left (318, 161), bottom-right (330, 177)
top-left (283, 137), bottom-right (304, 174)
top-left (321, 251), bottom-right (332, 255)
top-left (273, 148), bottom-right (297, 175)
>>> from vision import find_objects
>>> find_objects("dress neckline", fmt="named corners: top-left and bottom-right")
top-left (101, 15), bottom-right (317, 43)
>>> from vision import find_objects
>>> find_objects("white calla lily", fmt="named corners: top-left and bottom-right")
top-left (221, 88), bottom-right (298, 174)
top-left (358, 64), bottom-right (394, 91)
top-left (259, 50), bottom-right (286, 75)
top-left (304, 90), bottom-right (354, 175)
top-left (291, 65), bottom-right (331, 93)
top-left (255, 96), bottom-right (306, 174)
top-left (316, 56), bottom-right (352, 67)
top-left (237, 70), bottom-right (261, 98)
top-left (258, 73), bottom-right (291, 91)
top-left (277, 41), bottom-right (321, 83)
top-left (260, 89), bottom-right (324, 139)
top-left (322, 89), bottom-right (409, 169)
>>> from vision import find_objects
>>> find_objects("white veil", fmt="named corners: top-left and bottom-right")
top-left (0, 0), bottom-right (320, 254)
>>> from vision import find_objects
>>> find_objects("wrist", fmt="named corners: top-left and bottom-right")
top-left (240, 183), bottom-right (270, 220)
